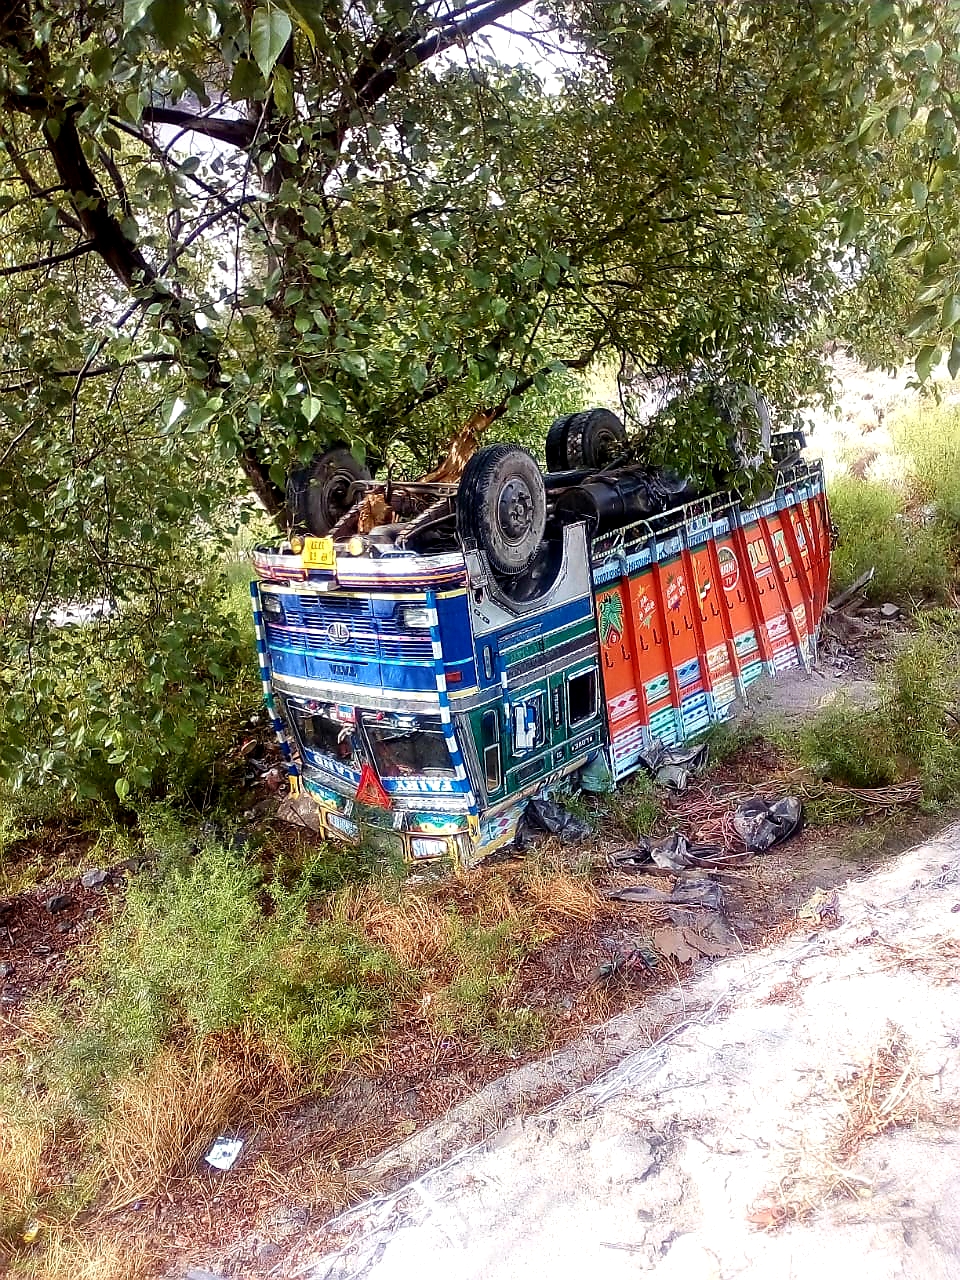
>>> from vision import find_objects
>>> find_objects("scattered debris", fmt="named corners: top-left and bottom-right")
top-left (731, 796), bottom-right (803, 852)
top-left (798, 887), bottom-right (843, 929)
top-left (610, 835), bottom-right (731, 872)
top-left (514, 797), bottom-right (591, 851)
top-left (80, 867), bottom-right (110, 889)
top-left (652, 924), bottom-right (738, 964)
top-left (595, 944), bottom-right (659, 981)
top-left (204, 1136), bottom-right (245, 1172)
top-left (44, 893), bottom-right (74, 914)
top-left (637, 741), bottom-right (709, 792)
top-left (579, 753), bottom-right (614, 794)
top-left (827, 566), bottom-right (875, 613)
top-left (608, 875), bottom-right (725, 912)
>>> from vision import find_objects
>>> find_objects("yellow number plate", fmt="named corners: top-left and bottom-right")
top-left (302, 536), bottom-right (336, 570)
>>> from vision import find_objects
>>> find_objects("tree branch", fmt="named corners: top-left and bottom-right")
top-left (0, 352), bottom-right (176, 396)
top-left (141, 105), bottom-right (257, 150)
top-left (325, 0), bottom-right (530, 156)
top-left (0, 240), bottom-right (95, 277)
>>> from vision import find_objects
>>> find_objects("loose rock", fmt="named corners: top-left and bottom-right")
top-left (0, 962), bottom-right (13, 979)
top-left (880, 601), bottom-right (901, 621)
top-left (45, 893), bottom-right (74, 914)
top-left (80, 868), bottom-right (110, 889)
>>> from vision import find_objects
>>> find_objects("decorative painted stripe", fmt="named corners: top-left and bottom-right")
top-left (250, 581), bottom-right (300, 784)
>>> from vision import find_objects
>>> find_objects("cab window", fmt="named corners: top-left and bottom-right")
top-left (481, 709), bottom-right (501, 792)
top-left (567, 670), bottom-right (598, 726)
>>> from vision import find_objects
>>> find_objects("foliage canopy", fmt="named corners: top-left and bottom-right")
top-left (3, 0), bottom-right (960, 797)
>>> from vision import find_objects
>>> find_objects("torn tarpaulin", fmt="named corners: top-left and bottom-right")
top-left (732, 795), bottom-right (803, 852)
top-left (607, 875), bottom-right (725, 912)
top-left (636, 741), bottom-right (709, 792)
top-left (514, 797), bottom-right (592, 851)
top-left (610, 834), bottom-right (727, 872)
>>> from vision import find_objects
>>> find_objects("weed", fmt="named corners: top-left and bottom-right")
top-left (97, 1044), bottom-right (245, 1208)
top-left (19, 1230), bottom-right (155, 1280)
top-left (605, 772), bottom-right (661, 840)
top-left (892, 402), bottom-right (960, 528)
top-left (47, 836), bottom-right (396, 1109)
top-left (0, 1107), bottom-right (45, 1243)
top-left (800, 700), bottom-right (901, 788)
top-left (828, 474), bottom-right (952, 602)
top-left (799, 622), bottom-right (960, 800)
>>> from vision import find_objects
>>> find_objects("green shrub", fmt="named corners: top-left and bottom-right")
top-left (53, 837), bottom-right (396, 1107)
top-left (828, 475), bottom-right (952, 602)
top-left (800, 701), bottom-right (901, 788)
top-left (0, 557), bottom-right (260, 812)
top-left (801, 623), bottom-right (960, 800)
top-left (892, 402), bottom-right (960, 528)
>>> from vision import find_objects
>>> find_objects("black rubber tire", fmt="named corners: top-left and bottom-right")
top-left (287, 445), bottom-right (371, 536)
top-left (563, 408), bottom-right (627, 470)
top-left (545, 413), bottom-right (576, 473)
top-left (457, 444), bottom-right (547, 576)
top-left (708, 385), bottom-right (772, 471)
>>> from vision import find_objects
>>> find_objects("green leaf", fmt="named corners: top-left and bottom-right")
top-left (949, 338), bottom-right (960, 380)
top-left (868, 1), bottom-right (896, 27)
top-left (916, 344), bottom-right (938, 381)
top-left (302, 394), bottom-right (322, 424)
top-left (115, 777), bottom-right (130, 802)
top-left (905, 305), bottom-right (939, 338)
top-left (122, 0), bottom-right (155, 26)
top-left (886, 104), bottom-right (910, 137)
top-left (838, 206), bottom-right (864, 246)
top-left (148, 0), bottom-right (190, 47)
top-left (942, 294), bottom-right (960, 328)
top-left (911, 179), bottom-right (928, 208)
top-left (251, 6), bottom-right (293, 78)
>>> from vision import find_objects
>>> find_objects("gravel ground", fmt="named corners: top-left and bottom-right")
top-left (290, 822), bottom-right (960, 1280)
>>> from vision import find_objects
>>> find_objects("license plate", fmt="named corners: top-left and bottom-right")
top-left (325, 811), bottom-right (358, 837)
top-left (302, 536), bottom-right (335, 570)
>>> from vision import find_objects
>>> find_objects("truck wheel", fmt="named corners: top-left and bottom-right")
top-left (457, 445), bottom-right (547, 576)
top-left (545, 413), bottom-right (576, 472)
top-left (705, 385), bottom-right (772, 471)
top-left (287, 445), bottom-right (371, 536)
top-left (562, 408), bottom-right (627, 470)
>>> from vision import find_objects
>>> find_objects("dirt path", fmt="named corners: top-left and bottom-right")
top-left (288, 822), bottom-right (960, 1280)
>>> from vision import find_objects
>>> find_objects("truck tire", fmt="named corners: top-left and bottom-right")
top-left (560, 408), bottom-right (627, 470)
top-left (287, 445), bottom-right (371, 536)
top-left (703, 385), bottom-right (771, 471)
top-left (545, 413), bottom-right (576, 472)
top-left (457, 445), bottom-right (547, 576)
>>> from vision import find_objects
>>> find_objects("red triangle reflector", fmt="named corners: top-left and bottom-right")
top-left (356, 762), bottom-right (391, 809)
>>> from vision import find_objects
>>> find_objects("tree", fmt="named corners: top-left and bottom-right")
top-left (2, 0), bottom-right (960, 798)
top-left (2, 0), bottom-right (955, 508)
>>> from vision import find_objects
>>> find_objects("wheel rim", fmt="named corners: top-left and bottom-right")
top-left (496, 476), bottom-right (536, 544)
top-left (593, 428), bottom-right (620, 465)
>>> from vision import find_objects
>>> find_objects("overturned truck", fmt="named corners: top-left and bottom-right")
top-left (252, 407), bottom-right (831, 866)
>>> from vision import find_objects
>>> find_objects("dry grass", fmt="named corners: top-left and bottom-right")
top-left (0, 1109), bottom-right (46, 1239)
top-left (97, 1041), bottom-right (264, 1210)
top-left (875, 935), bottom-right (960, 984)
top-left (24, 1230), bottom-right (155, 1280)
top-left (749, 1028), bottom-right (927, 1230)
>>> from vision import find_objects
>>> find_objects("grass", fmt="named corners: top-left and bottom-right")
top-left (603, 772), bottom-right (662, 840)
top-left (97, 1043), bottom-right (253, 1209)
top-left (800, 619), bottom-right (960, 801)
top-left (0, 817), bottom-right (616, 1275)
top-left (827, 474), bottom-right (953, 603)
top-left (892, 401), bottom-right (960, 528)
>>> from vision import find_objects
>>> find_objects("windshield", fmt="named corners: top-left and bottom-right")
top-left (360, 712), bottom-right (454, 778)
top-left (283, 699), bottom-right (358, 764)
